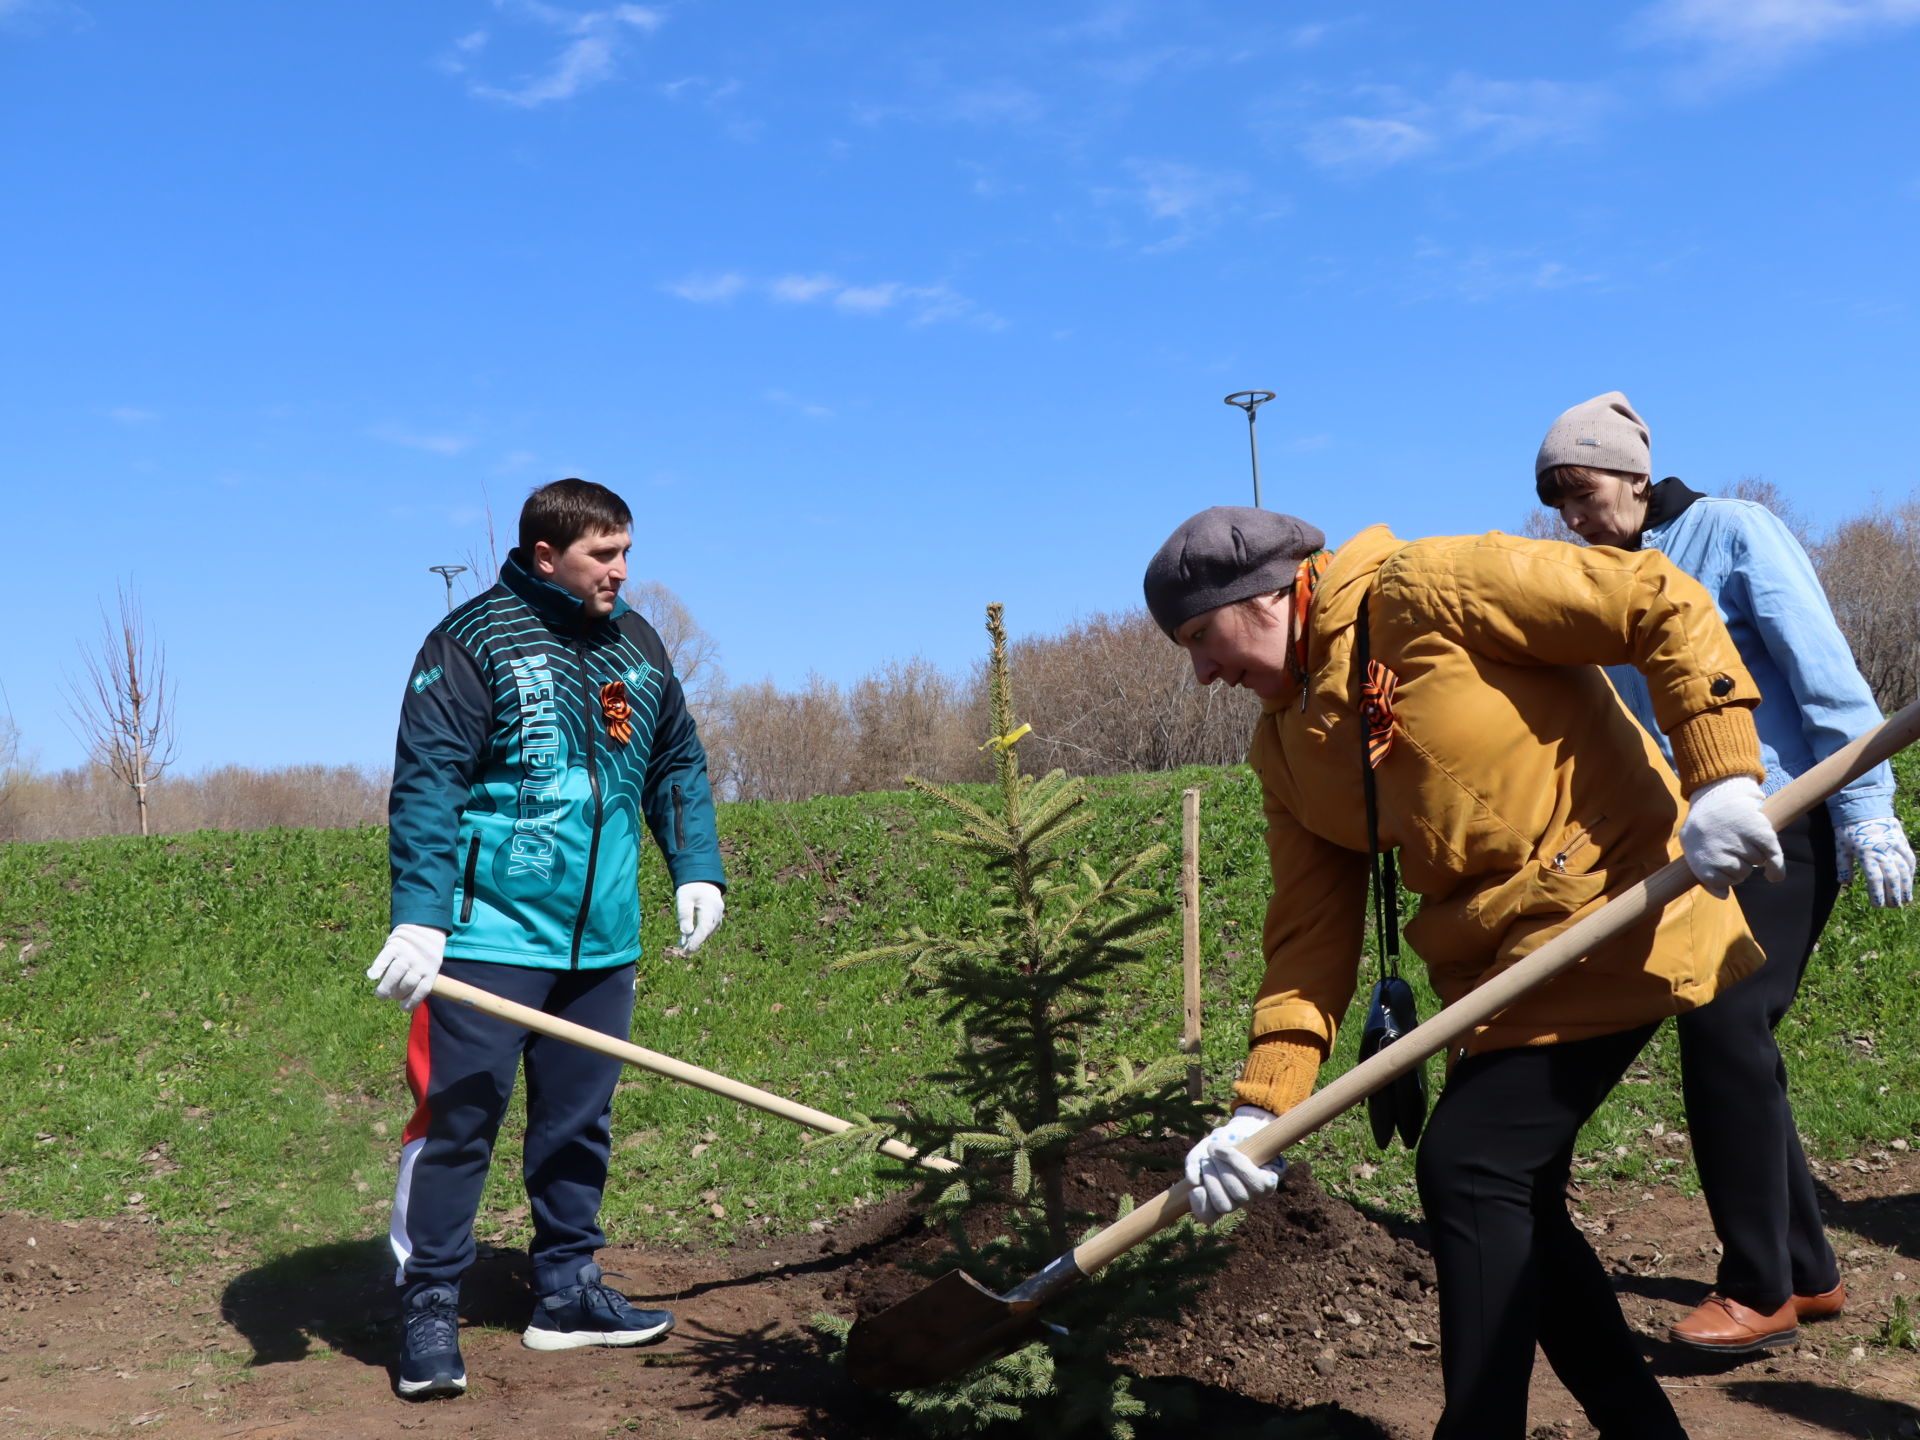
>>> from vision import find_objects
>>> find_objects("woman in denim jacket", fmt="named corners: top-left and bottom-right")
top-left (1535, 391), bottom-right (1914, 1355)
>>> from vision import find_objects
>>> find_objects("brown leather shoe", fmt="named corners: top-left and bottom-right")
top-left (1793, 1281), bottom-right (1846, 1320)
top-left (1669, 1294), bottom-right (1800, 1353)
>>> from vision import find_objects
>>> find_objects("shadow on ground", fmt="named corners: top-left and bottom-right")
top-left (670, 1317), bottom-right (893, 1437)
top-left (1819, 1178), bottom-right (1920, 1265)
top-left (219, 1237), bottom-right (535, 1367)
top-left (669, 1318), bottom-right (1397, 1440)
top-left (1724, 1378), bottom-right (1920, 1437)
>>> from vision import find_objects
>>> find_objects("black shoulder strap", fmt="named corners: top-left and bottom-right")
top-left (1357, 593), bottom-right (1402, 983)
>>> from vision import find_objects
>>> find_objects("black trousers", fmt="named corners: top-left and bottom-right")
top-left (1675, 808), bottom-right (1841, 1311)
top-left (1418, 1025), bottom-right (1686, 1440)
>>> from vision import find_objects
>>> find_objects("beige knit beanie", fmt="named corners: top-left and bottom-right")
top-left (1535, 391), bottom-right (1651, 478)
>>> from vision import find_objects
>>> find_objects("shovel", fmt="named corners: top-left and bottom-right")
top-left (846, 696), bottom-right (1920, 1392)
top-left (430, 973), bottom-right (958, 1174)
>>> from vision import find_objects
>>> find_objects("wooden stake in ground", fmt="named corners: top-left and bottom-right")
top-left (1181, 786), bottom-right (1203, 1100)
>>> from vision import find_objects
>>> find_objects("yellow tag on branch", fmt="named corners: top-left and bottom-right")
top-left (981, 722), bottom-right (1032, 753)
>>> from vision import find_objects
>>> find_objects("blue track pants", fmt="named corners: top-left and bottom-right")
top-left (388, 958), bottom-right (637, 1298)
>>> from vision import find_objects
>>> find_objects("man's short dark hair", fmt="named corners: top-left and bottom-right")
top-left (519, 478), bottom-right (633, 555)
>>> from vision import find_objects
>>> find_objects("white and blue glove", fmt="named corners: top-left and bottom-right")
top-left (1184, 1105), bottom-right (1287, 1226)
top-left (1681, 776), bottom-right (1785, 897)
top-left (1837, 817), bottom-right (1915, 908)
top-left (366, 923), bottom-right (446, 1012)
top-left (675, 881), bottom-right (726, 953)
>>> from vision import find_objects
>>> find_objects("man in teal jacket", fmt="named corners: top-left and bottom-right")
top-left (368, 477), bottom-right (727, 1400)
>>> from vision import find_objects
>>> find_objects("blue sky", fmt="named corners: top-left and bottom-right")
top-left (4, 0), bottom-right (1918, 773)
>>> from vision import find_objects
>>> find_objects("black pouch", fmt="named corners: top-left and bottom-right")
top-left (1356, 593), bottom-right (1428, 1152)
top-left (1358, 974), bottom-right (1427, 1149)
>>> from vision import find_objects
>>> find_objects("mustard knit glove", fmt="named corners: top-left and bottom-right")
top-left (1232, 1030), bottom-right (1327, 1116)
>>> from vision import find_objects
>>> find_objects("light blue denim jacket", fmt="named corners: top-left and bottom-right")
top-left (1606, 483), bottom-right (1895, 827)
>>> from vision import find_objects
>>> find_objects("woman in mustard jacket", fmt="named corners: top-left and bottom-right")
top-left (1142, 506), bottom-right (1783, 1440)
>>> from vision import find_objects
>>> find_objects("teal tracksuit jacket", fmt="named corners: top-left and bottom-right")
top-left (388, 551), bottom-right (725, 968)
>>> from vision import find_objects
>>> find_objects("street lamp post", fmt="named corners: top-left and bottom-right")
top-left (429, 565), bottom-right (468, 612)
top-left (1223, 391), bottom-right (1276, 509)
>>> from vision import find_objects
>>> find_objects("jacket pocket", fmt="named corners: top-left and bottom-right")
top-left (459, 835), bottom-right (481, 924)
top-left (1548, 815), bottom-right (1607, 873)
top-left (672, 783), bottom-right (686, 851)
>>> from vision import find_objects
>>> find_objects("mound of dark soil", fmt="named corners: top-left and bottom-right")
top-left (822, 1141), bottom-right (1438, 1428)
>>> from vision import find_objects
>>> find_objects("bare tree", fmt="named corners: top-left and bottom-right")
top-left (455, 483), bottom-right (504, 603)
top-left (1814, 495), bottom-right (1920, 714)
top-left (0, 697), bottom-right (24, 842)
top-left (1515, 506), bottom-right (1578, 542)
top-left (624, 579), bottom-right (725, 716)
top-left (708, 674), bottom-right (856, 803)
top-left (846, 656), bottom-right (978, 792)
top-left (1001, 609), bottom-right (1261, 776)
top-left (1720, 475), bottom-right (1817, 549)
top-left (64, 586), bottom-right (177, 836)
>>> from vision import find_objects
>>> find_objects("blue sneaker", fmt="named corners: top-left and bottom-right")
top-left (396, 1283), bottom-right (466, 1399)
top-left (523, 1263), bottom-right (675, 1351)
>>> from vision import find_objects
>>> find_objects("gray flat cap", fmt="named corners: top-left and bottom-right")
top-left (1143, 506), bottom-right (1326, 639)
top-left (1536, 391), bottom-right (1651, 478)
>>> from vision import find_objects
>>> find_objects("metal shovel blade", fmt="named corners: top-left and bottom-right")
top-left (845, 1269), bottom-right (1051, 1392)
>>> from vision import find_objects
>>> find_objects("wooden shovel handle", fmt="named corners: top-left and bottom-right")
top-left (430, 973), bottom-right (960, 1174)
top-left (1060, 696), bottom-right (1920, 1285)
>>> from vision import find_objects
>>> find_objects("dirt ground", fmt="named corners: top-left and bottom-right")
top-left (2, 1147), bottom-right (1917, 1440)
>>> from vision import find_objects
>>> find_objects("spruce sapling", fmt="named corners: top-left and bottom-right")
top-left (826, 603), bottom-right (1234, 1437)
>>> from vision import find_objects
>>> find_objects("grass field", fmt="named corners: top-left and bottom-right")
top-left (2, 752), bottom-right (1916, 1265)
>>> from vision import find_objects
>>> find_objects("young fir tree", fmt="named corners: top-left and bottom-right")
top-left (827, 603), bottom-right (1235, 1438)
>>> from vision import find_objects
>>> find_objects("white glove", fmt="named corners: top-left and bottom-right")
top-left (366, 924), bottom-right (446, 1012)
top-left (1183, 1105), bottom-right (1287, 1226)
top-left (675, 881), bottom-right (725, 953)
top-left (1681, 776), bottom-right (1784, 898)
top-left (1837, 816), bottom-right (1915, 908)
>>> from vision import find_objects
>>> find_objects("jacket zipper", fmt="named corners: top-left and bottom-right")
top-left (459, 835), bottom-right (480, 924)
top-left (672, 784), bottom-right (686, 851)
top-left (570, 637), bottom-right (605, 970)
top-left (1550, 815), bottom-right (1607, 872)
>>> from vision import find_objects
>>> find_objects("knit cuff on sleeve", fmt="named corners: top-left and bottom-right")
top-left (1231, 1030), bottom-right (1329, 1116)
top-left (1669, 706), bottom-right (1764, 794)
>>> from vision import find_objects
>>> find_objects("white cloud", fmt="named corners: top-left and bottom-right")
top-left (1411, 242), bottom-right (1608, 303)
top-left (833, 282), bottom-right (904, 313)
top-left (1300, 115), bottom-right (1435, 171)
top-left (1298, 76), bottom-right (1612, 173)
top-left (766, 388), bottom-right (834, 420)
top-left (852, 73), bottom-right (1046, 130)
top-left (373, 425), bottom-right (473, 456)
top-left (660, 75), bottom-right (741, 104)
top-left (0, 0), bottom-right (90, 29)
top-left (958, 161), bottom-right (1023, 199)
top-left (768, 273), bottom-right (840, 304)
top-left (1128, 159), bottom-right (1248, 222)
top-left (664, 272), bottom-right (747, 303)
top-left (1096, 159), bottom-right (1264, 253)
top-left (107, 407), bottom-right (158, 424)
top-left (1045, 2), bottom-right (1143, 44)
top-left (667, 272), bottom-right (1004, 328)
top-left (455, 2), bottom-right (664, 108)
top-left (1632, 0), bottom-right (1920, 83)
